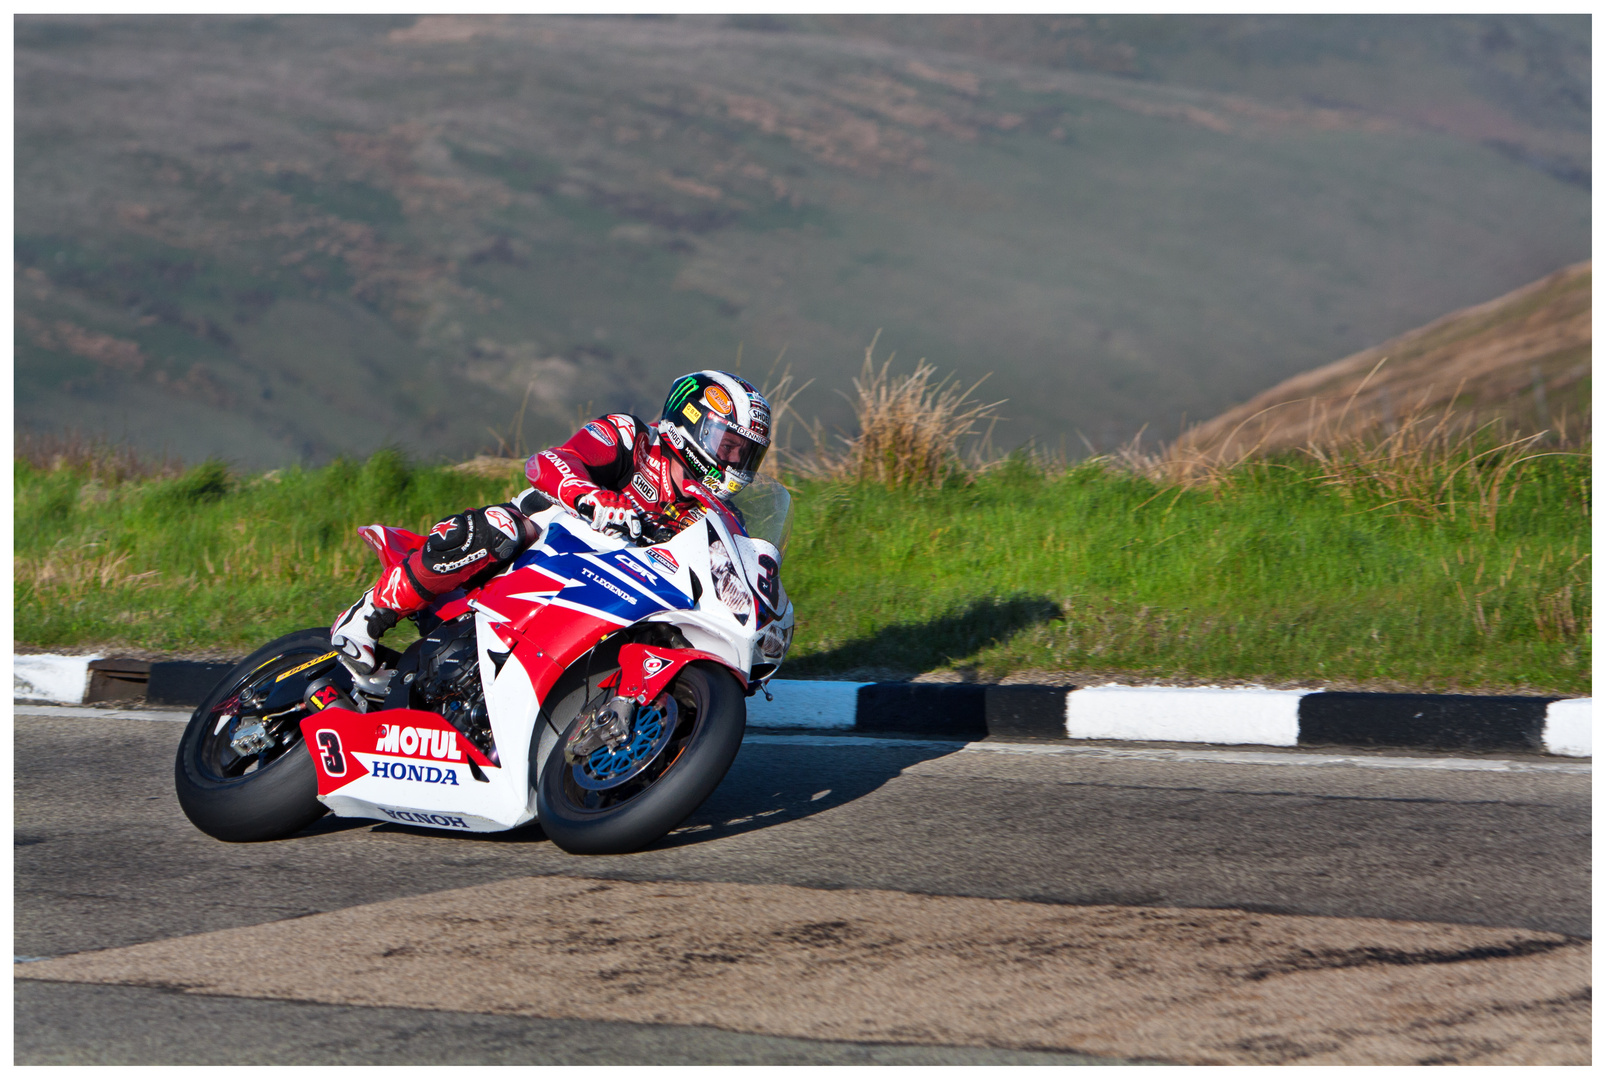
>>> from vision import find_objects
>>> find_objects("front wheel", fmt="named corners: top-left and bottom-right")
top-left (536, 663), bottom-right (745, 855)
top-left (174, 628), bottom-right (336, 842)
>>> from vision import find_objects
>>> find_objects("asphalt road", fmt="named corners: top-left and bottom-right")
top-left (14, 710), bottom-right (1591, 1064)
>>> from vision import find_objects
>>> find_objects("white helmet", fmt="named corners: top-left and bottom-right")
top-left (658, 370), bottom-right (772, 499)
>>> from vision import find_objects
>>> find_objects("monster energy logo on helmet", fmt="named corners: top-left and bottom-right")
top-left (665, 376), bottom-right (701, 414)
top-left (658, 371), bottom-right (771, 499)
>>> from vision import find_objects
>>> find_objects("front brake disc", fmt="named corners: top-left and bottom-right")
top-left (569, 693), bottom-right (681, 792)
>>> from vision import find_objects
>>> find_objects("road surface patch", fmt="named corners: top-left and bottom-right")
top-left (15, 876), bottom-right (1588, 1065)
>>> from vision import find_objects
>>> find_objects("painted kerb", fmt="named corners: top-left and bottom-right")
top-left (13, 656), bottom-right (1590, 757)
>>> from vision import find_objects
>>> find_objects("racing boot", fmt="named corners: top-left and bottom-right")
top-left (330, 564), bottom-right (425, 696)
top-left (330, 587), bottom-right (385, 677)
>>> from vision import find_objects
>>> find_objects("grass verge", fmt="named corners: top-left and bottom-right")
top-left (782, 453), bottom-right (1589, 693)
top-left (14, 443), bottom-right (1590, 694)
top-left (15, 449), bottom-right (519, 656)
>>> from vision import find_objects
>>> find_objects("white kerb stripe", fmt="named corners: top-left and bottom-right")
top-left (14, 654), bottom-right (102, 704)
top-left (746, 681), bottom-right (868, 730)
top-left (1543, 698), bottom-right (1591, 757)
top-left (1066, 685), bottom-right (1304, 747)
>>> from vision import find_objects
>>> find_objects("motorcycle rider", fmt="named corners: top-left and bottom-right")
top-left (329, 370), bottom-right (772, 689)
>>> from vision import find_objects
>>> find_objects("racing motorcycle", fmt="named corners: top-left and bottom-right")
top-left (174, 475), bottom-right (795, 855)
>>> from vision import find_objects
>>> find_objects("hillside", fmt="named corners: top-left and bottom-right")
top-left (1174, 262), bottom-right (1591, 460)
top-left (15, 14), bottom-right (1590, 467)
top-left (798, 14), bottom-right (1591, 191)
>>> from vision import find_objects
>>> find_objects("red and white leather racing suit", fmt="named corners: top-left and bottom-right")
top-left (331, 415), bottom-right (708, 682)
top-left (523, 413), bottom-right (709, 532)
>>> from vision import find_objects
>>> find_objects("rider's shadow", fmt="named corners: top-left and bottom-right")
top-left (306, 737), bottom-right (963, 847)
top-left (297, 598), bottom-right (1059, 848)
top-left (645, 735), bottom-right (966, 849)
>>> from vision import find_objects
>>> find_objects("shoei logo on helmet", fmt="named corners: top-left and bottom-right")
top-left (703, 385), bottom-right (733, 415)
top-left (682, 402), bottom-right (701, 423)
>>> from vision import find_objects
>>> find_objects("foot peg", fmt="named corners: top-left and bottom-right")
top-left (351, 668), bottom-right (395, 699)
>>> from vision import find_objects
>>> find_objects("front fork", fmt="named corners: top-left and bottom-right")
top-left (561, 642), bottom-right (746, 761)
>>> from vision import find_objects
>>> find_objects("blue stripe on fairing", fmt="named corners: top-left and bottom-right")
top-left (525, 520), bottom-right (594, 559)
top-left (605, 550), bottom-right (693, 608)
top-left (518, 521), bottom-right (677, 622)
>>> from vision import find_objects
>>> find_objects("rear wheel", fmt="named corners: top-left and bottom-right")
top-left (536, 663), bottom-right (745, 855)
top-left (174, 628), bottom-right (338, 842)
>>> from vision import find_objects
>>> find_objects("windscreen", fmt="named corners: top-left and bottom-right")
top-left (730, 473), bottom-right (793, 559)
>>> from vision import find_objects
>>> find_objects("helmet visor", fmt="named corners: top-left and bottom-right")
top-left (697, 417), bottom-right (768, 477)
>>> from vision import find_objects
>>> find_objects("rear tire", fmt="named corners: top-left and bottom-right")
top-left (536, 663), bottom-right (745, 855)
top-left (174, 629), bottom-right (333, 842)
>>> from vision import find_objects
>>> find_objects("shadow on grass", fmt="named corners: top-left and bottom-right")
top-left (784, 595), bottom-right (1064, 677)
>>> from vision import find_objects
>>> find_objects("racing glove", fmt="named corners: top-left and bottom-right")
top-left (577, 490), bottom-right (643, 540)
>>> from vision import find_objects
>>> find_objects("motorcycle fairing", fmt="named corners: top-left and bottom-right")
top-left (298, 707), bottom-right (520, 832)
top-left (611, 642), bottom-right (747, 703)
top-left (306, 498), bottom-right (778, 834)
top-left (357, 524), bottom-right (427, 572)
top-left (459, 517), bottom-right (706, 707)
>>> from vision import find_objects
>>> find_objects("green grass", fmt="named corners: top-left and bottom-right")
top-left (15, 451), bottom-right (521, 654)
top-left (14, 448), bottom-right (1590, 694)
top-left (782, 455), bottom-right (1589, 693)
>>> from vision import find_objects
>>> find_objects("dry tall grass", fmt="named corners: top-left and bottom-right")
top-left (480, 379), bottom-right (541, 462)
top-left (1107, 360), bottom-right (1590, 535)
top-left (16, 540), bottom-right (165, 602)
top-left (1304, 411), bottom-right (1560, 533)
top-left (15, 429), bottom-right (183, 484)
top-left (793, 334), bottom-right (1006, 487)
top-left (758, 356), bottom-right (813, 476)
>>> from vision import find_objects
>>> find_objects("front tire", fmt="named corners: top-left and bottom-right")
top-left (174, 628), bottom-right (334, 842)
top-left (536, 663), bottom-right (745, 855)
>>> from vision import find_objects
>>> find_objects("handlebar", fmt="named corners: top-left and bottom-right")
top-left (634, 512), bottom-right (680, 547)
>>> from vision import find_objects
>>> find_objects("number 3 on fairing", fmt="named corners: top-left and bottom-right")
top-left (757, 553), bottom-right (781, 608)
top-left (315, 730), bottom-right (346, 776)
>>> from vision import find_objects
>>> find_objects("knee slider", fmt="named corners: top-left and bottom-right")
top-left (416, 505), bottom-right (528, 582)
top-left (478, 504), bottom-right (529, 562)
top-left (419, 511), bottom-right (489, 576)
top-left (424, 512), bottom-right (472, 554)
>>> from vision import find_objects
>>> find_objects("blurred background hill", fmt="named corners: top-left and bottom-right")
top-left (14, 14), bottom-right (1590, 468)
top-left (1175, 261), bottom-right (1591, 461)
